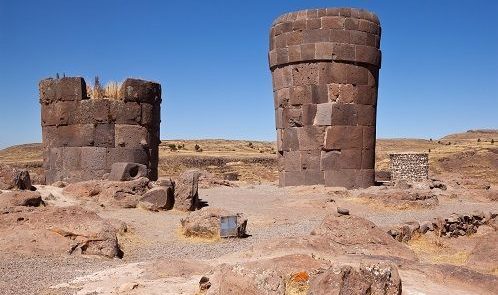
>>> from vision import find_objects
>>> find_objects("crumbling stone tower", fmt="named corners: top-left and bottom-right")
top-left (269, 8), bottom-right (381, 188)
top-left (39, 77), bottom-right (161, 184)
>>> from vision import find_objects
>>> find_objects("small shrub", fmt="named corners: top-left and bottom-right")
top-left (194, 144), bottom-right (201, 152)
top-left (104, 81), bottom-right (121, 99)
top-left (492, 139), bottom-right (495, 144)
top-left (93, 76), bottom-right (104, 99)
top-left (477, 138), bottom-right (481, 142)
top-left (167, 144), bottom-right (177, 151)
top-left (177, 143), bottom-right (185, 150)
top-left (248, 142), bottom-right (254, 148)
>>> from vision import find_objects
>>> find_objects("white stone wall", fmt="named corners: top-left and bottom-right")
top-left (389, 153), bottom-right (428, 182)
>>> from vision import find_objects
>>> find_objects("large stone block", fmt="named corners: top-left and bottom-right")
top-left (301, 150), bottom-right (321, 171)
top-left (320, 150), bottom-right (341, 170)
top-left (324, 169), bottom-right (357, 188)
top-left (283, 107), bottom-right (302, 128)
top-left (282, 128), bottom-right (299, 151)
top-left (119, 78), bottom-right (161, 104)
top-left (108, 162), bottom-right (148, 181)
top-left (61, 147), bottom-right (82, 171)
top-left (324, 126), bottom-right (363, 150)
top-left (106, 147), bottom-right (149, 167)
top-left (280, 171), bottom-right (305, 186)
top-left (39, 77), bottom-right (87, 104)
top-left (78, 99), bottom-right (111, 124)
top-left (56, 124), bottom-right (95, 147)
top-left (361, 149), bottom-right (375, 169)
top-left (109, 101), bottom-right (142, 125)
top-left (94, 123), bottom-right (115, 147)
top-left (283, 151), bottom-right (301, 171)
top-left (115, 124), bottom-right (149, 148)
top-left (302, 104), bottom-right (317, 125)
top-left (289, 86), bottom-right (312, 105)
top-left (338, 149), bottom-right (362, 169)
top-left (41, 101), bottom-right (78, 126)
top-left (140, 103), bottom-right (155, 126)
top-left (362, 126), bottom-right (376, 150)
top-left (297, 126), bottom-right (325, 150)
top-left (80, 147), bottom-right (107, 170)
top-left (357, 104), bottom-right (376, 126)
top-left (313, 103), bottom-right (333, 125)
top-left (330, 103), bottom-right (358, 126)
top-left (304, 170), bottom-right (324, 185)
top-left (291, 63), bottom-right (320, 86)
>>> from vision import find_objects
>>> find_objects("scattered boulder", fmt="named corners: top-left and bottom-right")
top-left (181, 207), bottom-right (247, 239)
top-left (108, 162), bottom-right (148, 181)
top-left (0, 164), bottom-right (34, 190)
top-left (337, 207), bottom-right (350, 215)
top-left (63, 177), bottom-right (150, 208)
top-left (0, 190), bottom-right (43, 210)
top-left (174, 170), bottom-right (200, 211)
top-left (139, 186), bottom-right (174, 210)
top-left (309, 262), bottom-right (402, 295)
top-left (0, 206), bottom-right (122, 258)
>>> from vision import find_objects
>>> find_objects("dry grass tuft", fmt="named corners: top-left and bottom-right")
top-left (408, 234), bottom-right (469, 266)
top-left (86, 78), bottom-right (122, 99)
top-left (285, 272), bottom-right (310, 295)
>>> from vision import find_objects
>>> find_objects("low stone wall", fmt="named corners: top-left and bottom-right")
top-left (389, 153), bottom-right (428, 182)
top-left (39, 77), bottom-right (161, 184)
top-left (388, 211), bottom-right (496, 242)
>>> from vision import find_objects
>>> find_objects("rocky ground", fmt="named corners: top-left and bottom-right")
top-left (1, 175), bottom-right (497, 294)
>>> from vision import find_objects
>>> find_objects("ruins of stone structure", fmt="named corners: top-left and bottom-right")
top-left (269, 8), bottom-right (381, 188)
top-left (389, 153), bottom-right (429, 182)
top-left (39, 77), bottom-right (161, 184)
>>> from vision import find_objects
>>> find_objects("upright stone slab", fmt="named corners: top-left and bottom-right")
top-left (269, 7), bottom-right (381, 189)
top-left (39, 77), bottom-right (162, 184)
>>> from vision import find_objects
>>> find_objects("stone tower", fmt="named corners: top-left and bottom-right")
top-left (269, 8), bottom-right (381, 188)
top-left (39, 77), bottom-right (161, 184)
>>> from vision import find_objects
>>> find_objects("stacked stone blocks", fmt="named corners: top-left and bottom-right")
top-left (269, 8), bottom-right (381, 188)
top-left (39, 77), bottom-right (161, 184)
top-left (389, 153), bottom-right (429, 182)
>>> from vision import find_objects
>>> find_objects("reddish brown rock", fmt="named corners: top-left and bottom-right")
top-left (173, 170), bottom-right (201, 211)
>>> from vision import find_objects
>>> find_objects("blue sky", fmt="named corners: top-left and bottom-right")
top-left (0, 0), bottom-right (497, 148)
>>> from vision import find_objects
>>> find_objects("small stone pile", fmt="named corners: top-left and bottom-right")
top-left (388, 211), bottom-right (497, 242)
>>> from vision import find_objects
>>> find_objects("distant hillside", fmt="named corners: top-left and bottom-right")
top-left (441, 129), bottom-right (497, 142)
top-left (1, 130), bottom-right (497, 184)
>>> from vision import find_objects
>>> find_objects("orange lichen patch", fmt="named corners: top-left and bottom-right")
top-left (285, 272), bottom-right (310, 295)
top-left (290, 271), bottom-right (309, 282)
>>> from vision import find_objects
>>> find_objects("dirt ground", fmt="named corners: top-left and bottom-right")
top-left (1, 181), bottom-right (497, 295)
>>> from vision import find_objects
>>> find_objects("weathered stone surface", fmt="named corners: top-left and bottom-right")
top-left (173, 170), bottom-right (201, 211)
top-left (270, 8), bottom-right (380, 188)
top-left (309, 262), bottom-right (402, 295)
top-left (108, 162), bottom-right (148, 181)
top-left (180, 207), bottom-right (247, 239)
top-left (0, 191), bottom-right (43, 209)
top-left (139, 186), bottom-right (174, 210)
top-left (0, 165), bottom-right (33, 190)
top-left (390, 153), bottom-right (429, 182)
top-left (40, 76), bottom-right (161, 184)
top-left (0, 206), bottom-right (121, 258)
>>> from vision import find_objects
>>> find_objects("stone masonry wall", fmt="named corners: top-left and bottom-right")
top-left (269, 8), bottom-right (381, 188)
top-left (39, 77), bottom-right (161, 184)
top-left (389, 153), bottom-right (429, 182)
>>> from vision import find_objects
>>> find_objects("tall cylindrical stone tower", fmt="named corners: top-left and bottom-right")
top-left (39, 77), bottom-right (161, 184)
top-left (269, 8), bottom-right (381, 188)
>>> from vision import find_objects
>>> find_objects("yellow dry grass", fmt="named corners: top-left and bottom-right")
top-left (408, 235), bottom-right (469, 266)
top-left (176, 226), bottom-right (221, 244)
top-left (86, 80), bottom-right (122, 99)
